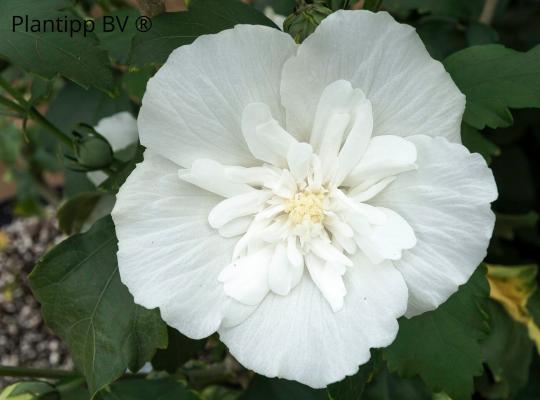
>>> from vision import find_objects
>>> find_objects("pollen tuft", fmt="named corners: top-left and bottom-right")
top-left (284, 190), bottom-right (326, 225)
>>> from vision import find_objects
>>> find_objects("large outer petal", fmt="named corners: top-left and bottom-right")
top-left (219, 255), bottom-right (408, 388)
top-left (112, 151), bottom-right (250, 338)
top-left (370, 135), bottom-right (497, 317)
top-left (281, 10), bottom-right (465, 143)
top-left (138, 25), bottom-right (297, 168)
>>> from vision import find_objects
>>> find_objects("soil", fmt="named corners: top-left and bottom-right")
top-left (0, 208), bottom-right (73, 388)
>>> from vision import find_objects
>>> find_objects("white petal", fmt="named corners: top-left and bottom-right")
top-left (333, 100), bottom-right (373, 186)
top-left (370, 135), bottom-right (497, 316)
top-left (344, 135), bottom-right (417, 187)
top-left (332, 189), bottom-right (387, 225)
top-left (219, 247), bottom-right (273, 306)
top-left (112, 151), bottom-right (233, 339)
top-left (324, 216), bottom-right (354, 238)
top-left (287, 236), bottom-right (304, 267)
top-left (305, 254), bottom-right (346, 312)
top-left (221, 299), bottom-right (257, 329)
top-left (94, 112), bottom-right (138, 152)
top-left (349, 176), bottom-right (396, 202)
top-left (310, 238), bottom-right (353, 267)
top-left (232, 219), bottom-right (270, 259)
top-left (139, 25), bottom-right (296, 168)
top-left (309, 80), bottom-right (365, 147)
top-left (261, 217), bottom-right (289, 243)
top-left (318, 112), bottom-right (350, 177)
top-left (287, 142), bottom-right (314, 182)
top-left (355, 207), bottom-right (417, 264)
top-left (219, 217), bottom-right (253, 238)
top-left (208, 190), bottom-right (272, 229)
top-left (242, 103), bottom-right (297, 167)
top-left (219, 253), bottom-right (408, 388)
top-left (225, 166), bottom-right (280, 187)
top-left (281, 11), bottom-right (465, 143)
top-left (268, 243), bottom-right (302, 296)
top-left (178, 159), bottom-right (254, 198)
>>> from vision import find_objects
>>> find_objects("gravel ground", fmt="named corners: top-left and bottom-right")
top-left (0, 210), bottom-right (73, 388)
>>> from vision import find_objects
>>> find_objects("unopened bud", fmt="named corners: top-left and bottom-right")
top-left (284, 1), bottom-right (333, 43)
top-left (73, 124), bottom-right (113, 170)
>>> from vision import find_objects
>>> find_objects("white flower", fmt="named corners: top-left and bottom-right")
top-left (87, 112), bottom-right (139, 186)
top-left (112, 11), bottom-right (497, 388)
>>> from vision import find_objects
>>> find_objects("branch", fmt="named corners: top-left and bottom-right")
top-left (0, 366), bottom-right (79, 379)
top-left (0, 77), bottom-right (73, 147)
top-left (479, 0), bottom-right (498, 25)
top-left (136, 0), bottom-right (166, 17)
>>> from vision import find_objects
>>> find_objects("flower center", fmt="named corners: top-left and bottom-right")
top-left (285, 189), bottom-right (326, 225)
top-left (179, 80), bottom-right (419, 313)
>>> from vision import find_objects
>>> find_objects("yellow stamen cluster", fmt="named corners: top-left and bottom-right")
top-left (285, 190), bottom-right (326, 225)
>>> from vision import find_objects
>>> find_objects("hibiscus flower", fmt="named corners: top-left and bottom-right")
top-left (112, 10), bottom-right (497, 387)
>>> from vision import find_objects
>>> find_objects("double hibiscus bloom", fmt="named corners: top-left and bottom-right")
top-left (111, 10), bottom-right (497, 388)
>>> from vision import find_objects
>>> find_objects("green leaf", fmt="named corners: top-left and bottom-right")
top-left (121, 66), bottom-right (155, 103)
top-left (241, 376), bottom-right (326, 400)
top-left (363, 368), bottom-right (431, 400)
top-left (461, 123), bottom-right (500, 164)
top-left (466, 22), bottom-right (499, 46)
top-left (129, 0), bottom-right (277, 66)
top-left (527, 291), bottom-right (540, 329)
top-left (0, 381), bottom-right (56, 400)
top-left (98, 379), bottom-right (198, 400)
top-left (0, 0), bottom-right (114, 93)
top-left (44, 82), bottom-right (133, 135)
top-left (57, 191), bottom-right (111, 235)
top-left (29, 217), bottom-right (167, 397)
top-left (476, 300), bottom-right (533, 399)
top-left (416, 17), bottom-right (466, 61)
top-left (327, 357), bottom-right (374, 400)
top-left (0, 119), bottom-right (22, 164)
top-left (384, 266), bottom-right (490, 400)
top-left (444, 44), bottom-right (540, 129)
top-left (100, 145), bottom-right (144, 193)
top-left (151, 327), bottom-right (206, 373)
top-left (29, 76), bottom-right (54, 107)
top-left (95, 9), bottom-right (140, 64)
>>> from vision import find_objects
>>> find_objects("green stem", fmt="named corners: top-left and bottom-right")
top-left (0, 366), bottom-right (79, 379)
top-left (0, 95), bottom-right (25, 113)
top-left (27, 106), bottom-right (74, 147)
top-left (0, 77), bottom-right (73, 147)
top-left (0, 75), bottom-right (26, 105)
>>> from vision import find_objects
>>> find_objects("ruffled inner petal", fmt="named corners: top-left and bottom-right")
top-left (178, 158), bottom-right (254, 198)
top-left (218, 246), bottom-right (273, 305)
top-left (355, 207), bottom-right (417, 264)
top-left (305, 254), bottom-right (347, 312)
top-left (242, 102), bottom-right (298, 167)
top-left (344, 135), bottom-right (417, 188)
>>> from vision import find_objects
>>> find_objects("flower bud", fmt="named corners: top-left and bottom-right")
top-left (284, 1), bottom-right (333, 43)
top-left (73, 124), bottom-right (114, 170)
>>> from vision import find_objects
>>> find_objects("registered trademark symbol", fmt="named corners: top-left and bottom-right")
top-left (135, 16), bottom-right (152, 32)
